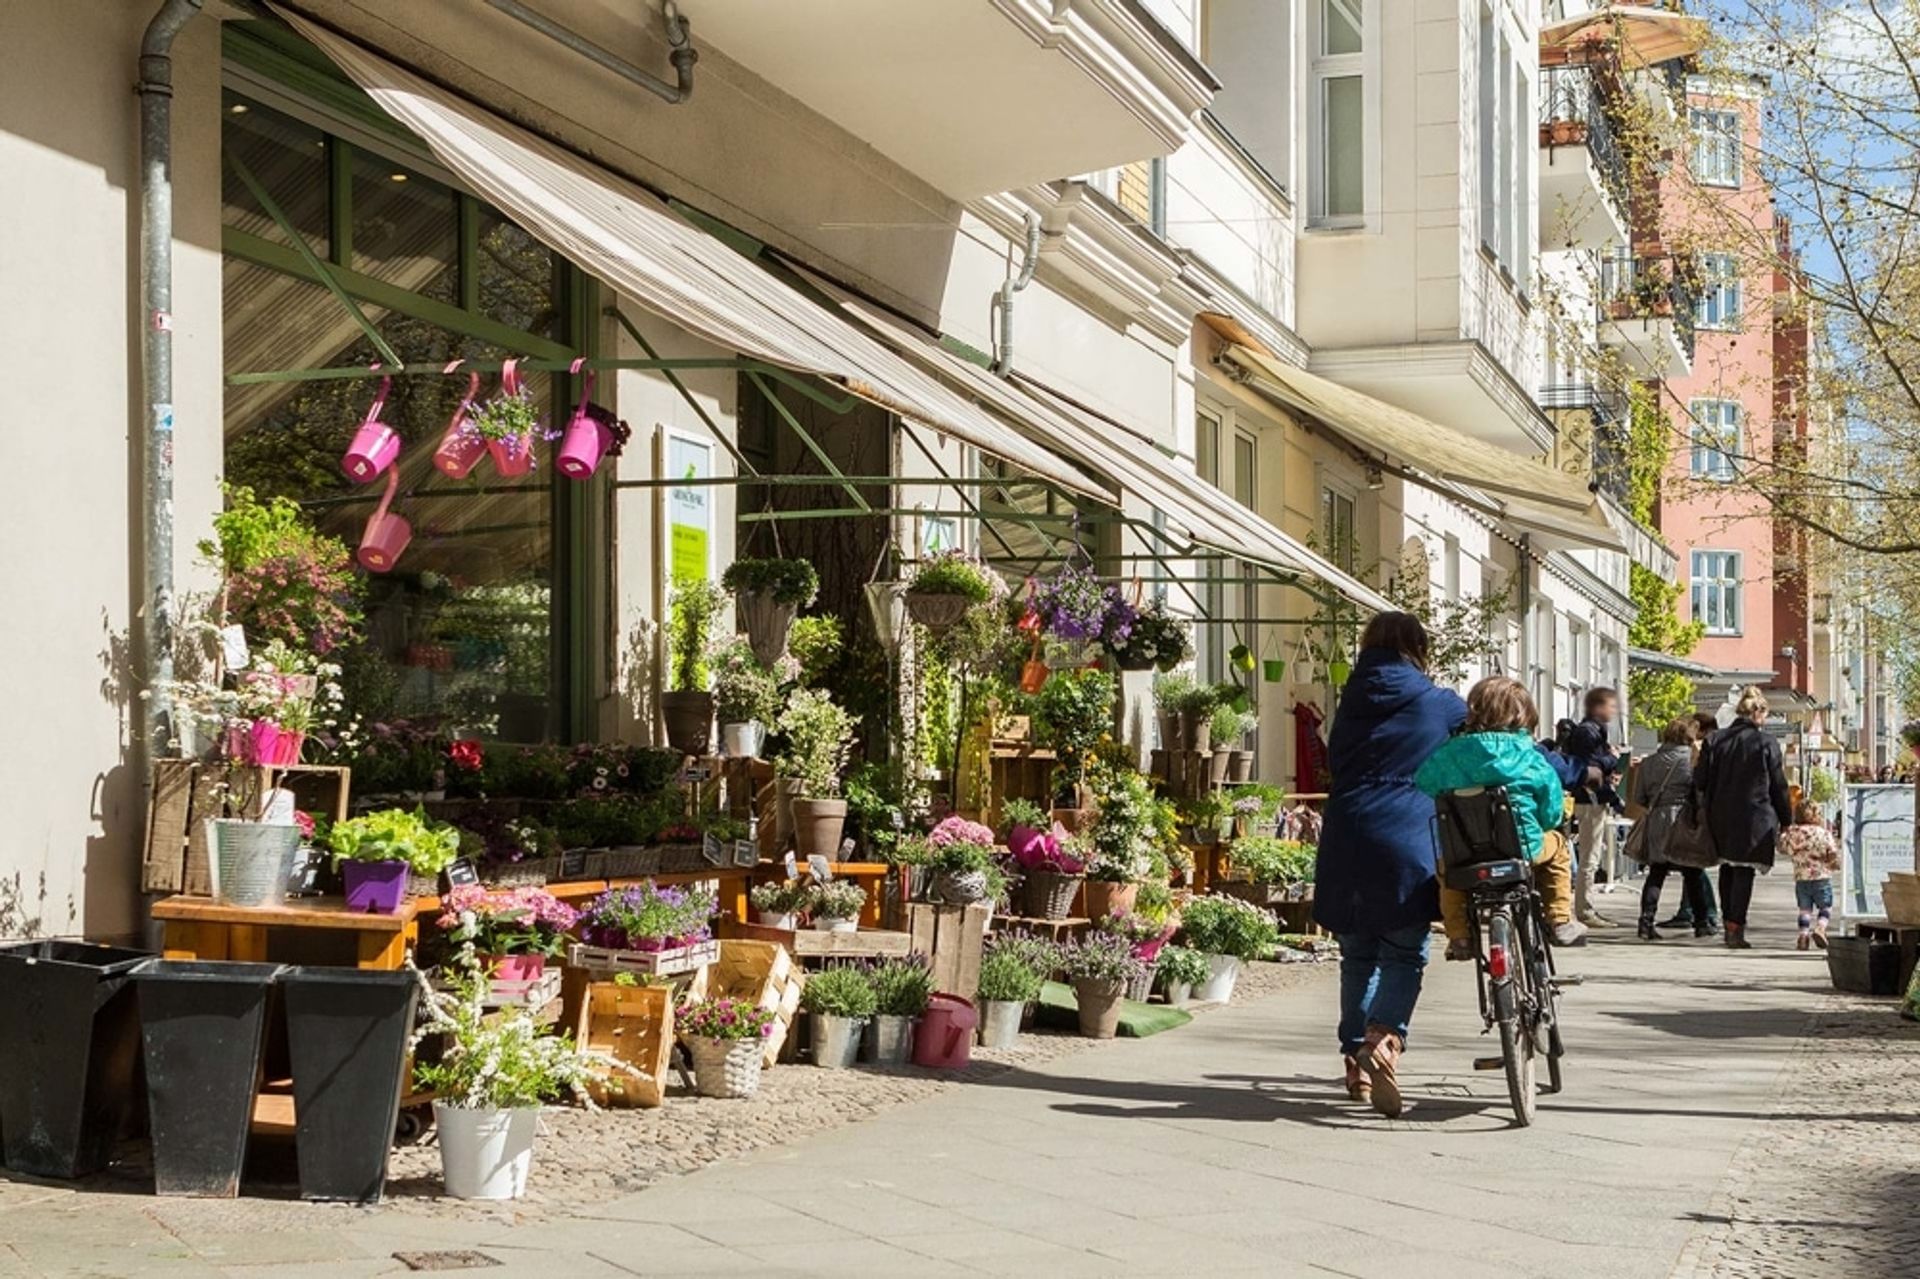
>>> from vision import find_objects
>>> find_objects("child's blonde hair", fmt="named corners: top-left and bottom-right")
top-left (1794, 801), bottom-right (1822, 826)
top-left (1464, 676), bottom-right (1539, 735)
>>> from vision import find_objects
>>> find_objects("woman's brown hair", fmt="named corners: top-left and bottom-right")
top-left (1464, 676), bottom-right (1538, 735)
top-left (1359, 611), bottom-right (1430, 671)
top-left (1660, 716), bottom-right (1698, 746)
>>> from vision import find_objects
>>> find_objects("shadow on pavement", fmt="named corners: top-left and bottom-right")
top-left (1599, 1006), bottom-right (1831, 1040)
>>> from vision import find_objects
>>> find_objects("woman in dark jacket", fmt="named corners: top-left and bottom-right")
top-left (1695, 687), bottom-right (1793, 949)
top-left (1313, 612), bottom-right (1467, 1117)
top-left (1633, 716), bottom-right (1712, 940)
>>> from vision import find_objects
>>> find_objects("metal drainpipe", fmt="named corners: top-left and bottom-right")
top-left (136, 0), bottom-right (203, 802)
top-left (991, 212), bottom-right (1041, 377)
top-left (483, 0), bottom-right (696, 104)
top-left (1516, 533), bottom-right (1534, 698)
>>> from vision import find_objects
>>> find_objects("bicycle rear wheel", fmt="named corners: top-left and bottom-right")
top-left (1489, 911), bottom-right (1537, 1126)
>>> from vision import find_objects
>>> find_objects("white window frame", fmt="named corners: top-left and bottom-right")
top-left (1696, 251), bottom-right (1742, 330)
top-left (1691, 549), bottom-right (1743, 636)
top-left (1320, 480), bottom-right (1361, 575)
top-left (1691, 108), bottom-right (1742, 187)
top-left (1308, 0), bottom-right (1377, 229)
top-left (1688, 398), bottom-right (1741, 481)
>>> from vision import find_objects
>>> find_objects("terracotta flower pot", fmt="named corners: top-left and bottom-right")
top-left (1208, 748), bottom-right (1233, 786)
top-left (791, 798), bottom-right (848, 861)
top-left (1073, 978), bottom-right (1126, 1038)
top-left (1083, 880), bottom-right (1139, 921)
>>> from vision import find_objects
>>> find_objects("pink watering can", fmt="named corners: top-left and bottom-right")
top-left (911, 993), bottom-right (977, 1070)
top-left (357, 467), bottom-right (411, 573)
top-left (487, 358), bottom-right (537, 478)
top-left (433, 359), bottom-right (487, 479)
top-left (341, 370), bottom-right (400, 483)
top-left (554, 357), bottom-right (609, 480)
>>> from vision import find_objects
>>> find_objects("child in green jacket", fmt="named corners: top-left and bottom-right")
top-left (1415, 677), bottom-right (1586, 959)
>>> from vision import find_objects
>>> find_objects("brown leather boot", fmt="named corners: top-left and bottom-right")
top-left (1357, 1024), bottom-right (1405, 1118)
top-left (1343, 1054), bottom-right (1371, 1103)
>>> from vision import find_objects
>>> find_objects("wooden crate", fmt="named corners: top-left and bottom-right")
top-left (576, 982), bottom-right (674, 1108)
top-left (731, 922), bottom-right (912, 958)
top-left (569, 939), bottom-right (719, 977)
top-left (142, 761), bottom-right (351, 895)
top-left (991, 914), bottom-right (1090, 944)
top-left (903, 903), bottom-right (993, 997)
top-left (696, 939), bottom-right (802, 1068)
top-left (1882, 872), bottom-right (1920, 927)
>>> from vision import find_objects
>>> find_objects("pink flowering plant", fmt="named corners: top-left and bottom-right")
top-left (678, 995), bottom-right (777, 1042)
top-left (927, 815), bottom-right (995, 850)
top-left (201, 486), bottom-right (362, 654)
top-left (436, 885), bottom-right (581, 959)
top-left (1010, 824), bottom-right (1086, 875)
top-left (1096, 910), bottom-right (1176, 961)
top-left (576, 880), bottom-right (716, 952)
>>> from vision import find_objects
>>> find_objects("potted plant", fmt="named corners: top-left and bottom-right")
top-left (721, 557), bottom-right (819, 667)
top-left (1155, 945), bottom-right (1210, 1009)
top-left (776, 688), bottom-right (856, 858)
top-left (434, 885), bottom-right (580, 984)
top-left (808, 879), bottom-right (867, 933)
top-left (1034, 667), bottom-right (1117, 808)
top-left (1097, 911), bottom-right (1175, 1002)
top-left (1226, 782), bottom-right (1287, 839)
top-left (1178, 894), bottom-right (1280, 1003)
top-left (903, 548), bottom-right (1003, 635)
top-left (864, 955), bottom-right (933, 1065)
top-left (204, 802), bottom-right (303, 911)
top-left (1177, 794), bottom-right (1230, 847)
top-left (678, 996), bottom-right (777, 1099)
top-left (920, 816), bottom-right (1002, 907)
top-left (413, 962), bottom-right (603, 1200)
top-left (1206, 703), bottom-right (1241, 785)
top-left (574, 881), bottom-right (718, 973)
top-left (748, 879), bottom-right (811, 930)
top-left (1033, 562), bottom-right (1130, 667)
top-left (661, 577), bottom-right (727, 755)
top-left (1083, 766), bottom-right (1157, 919)
top-left (328, 808), bottom-right (460, 914)
top-left (800, 964), bottom-right (875, 1069)
top-left (1107, 599), bottom-right (1192, 673)
top-left (1227, 710), bottom-right (1259, 783)
top-left (974, 944), bottom-right (1046, 1048)
top-left (1224, 836), bottom-right (1317, 904)
top-left (1005, 805), bottom-right (1085, 921)
top-left (1058, 932), bottom-right (1150, 1038)
top-left (711, 639), bottom-right (781, 759)
top-left (466, 372), bottom-right (544, 478)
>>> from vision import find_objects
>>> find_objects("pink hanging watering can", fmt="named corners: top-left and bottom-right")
top-left (487, 358), bottom-right (537, 478)
top-left (357, 466), bottom-right (411, 573)
top-left (433, 359), bottom-right (487, 479)
top-left (341, 369), bottom-right (400, 483)
top-left (554, 357), bottom-right (609, 480)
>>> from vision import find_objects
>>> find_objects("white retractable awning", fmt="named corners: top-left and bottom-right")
top-left (276, 9), bottom-right (1113, 504)
top-left (802, 280), bottom-right (1393, 614)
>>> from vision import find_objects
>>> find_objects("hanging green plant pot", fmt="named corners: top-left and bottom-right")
top-left (1263, 658), bottom-right (1286, 683)
top-left (1328, 657), bottom-right (1352, 688)
top-left (1230, 643), bottom-right (1256, 674)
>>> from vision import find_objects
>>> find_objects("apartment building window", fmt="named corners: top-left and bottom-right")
top-left (1112, 158), bottom-right (1167, 236)
top-left (1322, 486), bottom-right (1359, 573)
top-left (1691, 108), bottom-right (1742, 187)
top-left (1196, 409), bottom-right (1221, 488)
top-left (1312, 0), bottom-right (1367, 225)
top-left (1197, 409), bottom-right (1224, 680)
top-left (1696, 252), bottom-right (1742, 330)
top-left (1691, 550), bottom-right (1742, 635)
top-left (1688, 398), bottom-right (1741, 481)
top-left (1477, 3), bottom-right (1529, 280)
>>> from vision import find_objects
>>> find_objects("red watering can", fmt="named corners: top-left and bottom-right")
top-left (433, 359), bottom-right (487, 479)
top-left (911, 993), bottom-right (977, 1069)
top-left (554, 357), bottom-right (609, 480)
top-left (341, 369), bottom-right (400, 482)
top-left (357, 467), bottom-right (411, 573)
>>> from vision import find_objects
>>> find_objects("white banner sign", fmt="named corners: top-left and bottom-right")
top-left (1840, 784), bottom-right (1914, 919)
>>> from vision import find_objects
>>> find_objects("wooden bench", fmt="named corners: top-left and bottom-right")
top-left (152, 895), bottom-right (419, 970)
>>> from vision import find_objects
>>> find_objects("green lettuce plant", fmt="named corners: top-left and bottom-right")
top-left (328, 807), bottom-right (460, 875)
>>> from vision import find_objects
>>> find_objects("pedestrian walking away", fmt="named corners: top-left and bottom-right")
top-left (1781, 801), bottom-right (1841, 950)
top-left (1313, 612), bottom-right (1466, 1117)
top-left (1695, 687), bottom-right (1793, 949)
top-left (1563, 687), bottom-right (1626, 929)
top-left (1630, 716), bottom-right (1715, 940)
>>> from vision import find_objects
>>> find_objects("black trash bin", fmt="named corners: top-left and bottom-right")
top-left (0, 940), bottom-right (152, 1178)
top-left (280, 967), bottom-right (419, 1203)
top-left (135, 961), bottom-right (283, 1197)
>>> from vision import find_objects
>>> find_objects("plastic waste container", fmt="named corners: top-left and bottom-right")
top-left (280, 967), bottom-right (419, 1203)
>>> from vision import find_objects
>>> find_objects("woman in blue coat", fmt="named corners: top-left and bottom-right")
top-left (1313, 612), bottom-right (1466, 1116)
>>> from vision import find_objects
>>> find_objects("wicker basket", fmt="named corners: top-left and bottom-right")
top-left (487, 857), bottom-right (557, 888)
top-left (1124, 963), bottom-right (1156, 1004)
top-left (1024, 871), bottom-right (1083, 921)
top-left (602, 847), bottom-right (663, 879)
top-left (684, 1035), bottom-right (763, 1098)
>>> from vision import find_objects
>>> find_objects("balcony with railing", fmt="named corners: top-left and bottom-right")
top-left (1537, 61), bottom-right (1631, 251)
top-left (1597, 251), bottom-right (1695, 377)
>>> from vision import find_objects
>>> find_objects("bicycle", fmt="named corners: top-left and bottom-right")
top-left (1432, 785), bottom-right (1574, 1126)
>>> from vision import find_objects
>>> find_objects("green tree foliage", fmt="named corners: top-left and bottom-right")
top-left (1626, 563), bottom-right (1706, 731)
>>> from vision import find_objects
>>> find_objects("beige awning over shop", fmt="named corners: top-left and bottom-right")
top-left (1539, 5), bottom-right (1708, 67)
top-left (275, 8), bottom-right (1113, 505)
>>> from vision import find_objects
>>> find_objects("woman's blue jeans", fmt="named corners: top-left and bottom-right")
top-left (1336, 923), bottom-right (1432, 1055)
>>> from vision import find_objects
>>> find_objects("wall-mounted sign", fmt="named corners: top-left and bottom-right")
top-left (666, 431), bottom-right (713, 584)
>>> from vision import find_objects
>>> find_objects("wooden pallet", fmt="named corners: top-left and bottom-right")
top-left (991, 914), bottom-right (1091, 942)
top-left (903, 903), bottom-right (992, 997)
top-left (576, 982), bottom-right (674, 1108)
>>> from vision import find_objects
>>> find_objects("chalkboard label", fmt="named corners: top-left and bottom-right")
top-left (560, 848), bottom-right (590, 879)
top-left (734, 839), bottom-right (757, 867)
top-left (701, 832), bottom-right (725, 866)
top-left (443, 857), bottom-right (481, 889)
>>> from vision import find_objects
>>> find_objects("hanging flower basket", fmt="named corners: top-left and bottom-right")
top-left (737, 592), bottom-right (798, 668)
top-left (903, 590), bottom-right (974, 635)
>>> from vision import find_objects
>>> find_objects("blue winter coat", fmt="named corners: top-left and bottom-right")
top-left (1413, 730), bottom-right (1566, 861)
top-left (1311, 649), bottom-right (1468, 935)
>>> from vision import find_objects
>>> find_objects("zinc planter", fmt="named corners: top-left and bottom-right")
top-left (0, 940), bottom-right (151, 1179)
top-left (977, 999), bottom-right (1024, 1049)
top-left (660, 691), bottom-right (715, 756)
top-left (791, 798), bottom-right (848, 860)
top-left (863, 1014), bottom-right (916, 1065)
top-left (434, 1102), bottom-right (539, 1200)
top-left (341, 859), bottom-right (409, 914)
top-left (685, 1037), bottom-right (763, 1099)
top-left (281, 968), bottom-right (418, 1203)
top-left (719, 720), bottom-right (766, 759)
top-left (1164, 981), bottom-right (1194, 1010)
top-left (1072, 979), bottom-right (1126, 1039)
top-left (813, 915), bottom-right (859, 934)
top-left (1194, 954), bottom-right (1242, 1003)
top-left (208, 819), bottom-right (299, 908)
top-left (810, 1014), bottom-right (865, 1070)
top-left (1083, 880), bottom-right (1139, 921)
top-left (136, 960), bottom-right (284, 1197)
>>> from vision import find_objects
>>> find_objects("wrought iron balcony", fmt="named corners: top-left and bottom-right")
top-left (1538, 63), bottom-right (1629, 216)
top-left (1599, 250), bottom-right (1697, 368)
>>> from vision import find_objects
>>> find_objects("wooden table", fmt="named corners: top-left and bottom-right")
top-left (416, 867), bottom-right (757, 929)
top-left (151, 895), bottom-right (420, 970)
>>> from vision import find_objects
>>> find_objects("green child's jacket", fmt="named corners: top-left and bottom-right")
top-left (1413, 729), bottom-right (1565, 861)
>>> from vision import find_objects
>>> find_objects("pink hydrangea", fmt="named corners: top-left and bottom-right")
top-left (926, 816), bottom-right (996, 849)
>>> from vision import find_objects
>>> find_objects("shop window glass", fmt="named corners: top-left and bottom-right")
top-left (350, 149), bottom-right (458, 301)
top-left (478, 206), bottom-right (564, 340)
top-left (221, 91), bottom-right (329, 255)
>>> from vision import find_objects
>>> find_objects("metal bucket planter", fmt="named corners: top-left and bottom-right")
top-left (281, 968), bottom-right (419, 1203)
top-left (1073, 979), bottom-right (1126, 1039)
top-left (208, 819), bottom-right (299, 908)
top-left (809, 1014), bottom-right (865, 1069)
top-left (862, 1014), bottom-right (916, 1065)
top-left (0, 941), bottom-right (151, 1179)
top-left (1023, 871), bottom-right (1083, 921)
top-left (1194, 954), bottom-right (1242, 1003)
top-left (977, 999), bottom-right (1023, 1049)
top-left (792, 798), bottom-right (848, 860)
top-left (434, 1103), bottom-right (538, 1199)
top-left (1163, 980), bottom-right (1194, 1009)
top-left (737, 591), bottom-right (798, 668)
top-left (660, 691), bottom-right (714, 756)
top-left (685, 1036), bottom-right (763, 1098)
top-left (719, 720), bottom-right (765, 759)
top-left (1227, 750), bottom-right (1255, 783)
top-left (136, 960), bottom-right (284, 1197)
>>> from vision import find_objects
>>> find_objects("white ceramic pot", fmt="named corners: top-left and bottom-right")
top-left (754, 910), bottom-right (797, 930)
top-left (977, 999), bottom-right (1023, 1049)
top-left (1193, 954), bottom-right (1241, 1003)
top-left (433, 1102), bottom-right (538, 1200)
top-left (812, 916), bottom-right (859, 933)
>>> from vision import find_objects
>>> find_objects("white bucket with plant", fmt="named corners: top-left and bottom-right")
top-left (749, 880), bottom-right (810, 931)
top-left (1154, 945), bottom-right (1210, 1009)
top-left (808, 879), bottom-right (866, 933)
top-left (1177, 896), bottom-right (1279, 1003)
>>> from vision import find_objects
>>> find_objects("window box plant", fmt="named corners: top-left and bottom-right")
top-left (776, 688), bottom-right (856, 858)
top-left (808, 879), bottom-right (867, 933)
top-left (1178, 894), bottom-right (1279, 1003)
top-left (863, 955), bottom-right (934, 1065)
top-left (800, 964), bottom-right (875, 1069)
top-left (661, 577), bottom-right (727, 755)
top-left (1058, 931), bottom-right (1150, 1038)
top-left (721, 557), bottom-right (819, 667)
top-left (903, 548), bottom-right (1003, 636)
top-left (328, 808), bottom-right (460, 915)
top-left (435, 885), bottom-right (581, 985)
top-left (678, 996), bottom-right (777, 1099)
top-left (712, 640), bottom-right (781, 760)
top-left (571, 881), bottom-right (719, 976)
top-left (1154, 944), bottom-right (1211, 1009)
top-left (748, 879), bottom-right (811, 930)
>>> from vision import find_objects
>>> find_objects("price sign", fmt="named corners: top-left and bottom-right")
top-left (443, 857), bottom-right (481, 889)
top-left (560, 848), bottom-right (590, 879)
